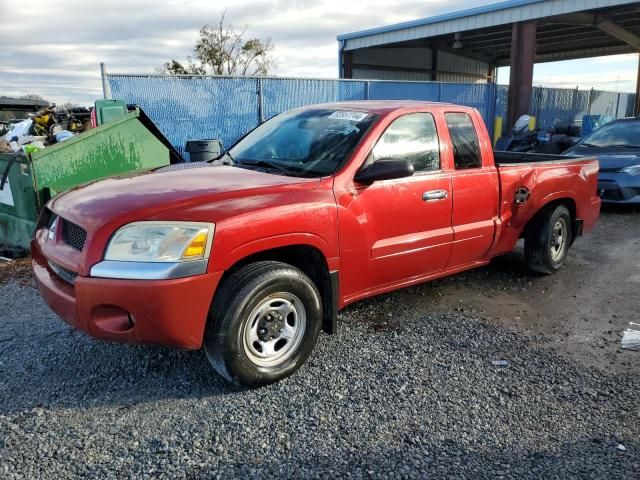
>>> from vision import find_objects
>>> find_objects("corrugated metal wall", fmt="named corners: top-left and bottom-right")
top-left (435, 51), bottom-right (488, 83)
top-left (352, 47), bottom-right (434, 82)
top-left (353, 48), bottom-right (434, 71)
top-left (351, 48), bottom-right (489, 84)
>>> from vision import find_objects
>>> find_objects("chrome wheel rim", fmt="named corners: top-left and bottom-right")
top-left (242, 292), bottom-right (306, 368)
top-left (550, 218), bottom-right (568, 262)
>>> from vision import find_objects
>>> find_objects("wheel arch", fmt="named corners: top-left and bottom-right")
top-left (523, 196), bottom-right (578, 242)
top-left (212, 244), bottom-right (338, 335)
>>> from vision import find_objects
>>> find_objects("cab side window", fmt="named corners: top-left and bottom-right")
top-left (445, 112), bottom-right (482, 170)
top-left (371, 113), bottom-right (440, 173)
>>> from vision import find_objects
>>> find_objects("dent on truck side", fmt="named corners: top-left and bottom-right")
top-left (493, 160), bottom-right (597, 255)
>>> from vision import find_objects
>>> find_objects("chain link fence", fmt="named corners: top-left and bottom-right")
top-left (108, 74), bottom-right (636, 155)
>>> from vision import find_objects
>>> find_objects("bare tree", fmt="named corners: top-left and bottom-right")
top-left (161, 11), bottom-right (275, 76)
top-left (55, 102), bottom-right (80, 113)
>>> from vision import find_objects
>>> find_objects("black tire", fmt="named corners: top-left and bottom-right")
top-left (525, 204), bottom-right (573, 275)
top-left (203, 261), bottom-right (322, 387)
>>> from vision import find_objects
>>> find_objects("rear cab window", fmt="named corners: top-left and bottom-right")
top-left (445, 112), bottom-right (482, 170)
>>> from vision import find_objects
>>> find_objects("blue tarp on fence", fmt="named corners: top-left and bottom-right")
top-left (108, 74), bottom-right (636, 155)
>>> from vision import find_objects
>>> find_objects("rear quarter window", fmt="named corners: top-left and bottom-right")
top-left (445, 113), bottom-right (482, 170)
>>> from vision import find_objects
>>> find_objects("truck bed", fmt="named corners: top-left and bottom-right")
top-left (492, 150), bottom-right (600, 256)
top-left (494, 151), bottom-right (590, 165)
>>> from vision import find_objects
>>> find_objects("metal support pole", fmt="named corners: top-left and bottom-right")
top-left (507, 22), bottom-right (537, 129)
top-left (338, 41), bottom-right (344, 78)
top-left (634, 53), bottom-right (640, 117)
top-left (530, 87), bottom-right (535, 123)
top-left (431, 49), bottom-right (438, 82)
top-left (487, 82), bottom-right (497, 139)
top-left (487, 64), bottom-right (496, 83)
top-left (343, 51), bottom-right (353, 79)
top-left (100, 62), bottom-right (111, 99)
top-left (257, 78), bottom-right (264, 124)
top-left (365, 81), bottom-right (370, 100)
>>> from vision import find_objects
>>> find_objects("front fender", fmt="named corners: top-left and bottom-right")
top-left (206, 190), bottom-right (339, 273)
top-left (213, 232), bottom-right (337, 272)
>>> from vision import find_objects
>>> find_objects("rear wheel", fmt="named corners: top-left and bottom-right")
top-left (203, 261), bottom-right (322, 387)
top-left (525, 204), bottom-right (573, 275)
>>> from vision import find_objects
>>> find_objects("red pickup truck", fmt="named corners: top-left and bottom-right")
top-left (32, 101), bottom-right (600, 386)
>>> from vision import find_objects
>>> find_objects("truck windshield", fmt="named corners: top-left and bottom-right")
top-left (229, 108), bottom-right (378, 177)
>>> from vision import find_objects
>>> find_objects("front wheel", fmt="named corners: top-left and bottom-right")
top-left (203, 261), bottom-right (322, 387)
top-left (525, 204), bottom-right (573, 275)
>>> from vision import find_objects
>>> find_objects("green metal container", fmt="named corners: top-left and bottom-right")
top-left (0, 154), bottom-right (39, 251)
top-left (0, 108), bottom-right (181, 250)
top-left (94, 99), bottom-right (128, 125)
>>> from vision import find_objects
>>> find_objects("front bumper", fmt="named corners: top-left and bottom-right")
top-left (598, 172), bottom-right (640, 204)
top-left (32, 242), bottom-right (223, 349)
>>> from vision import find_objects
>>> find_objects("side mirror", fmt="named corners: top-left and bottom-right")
top-left (354, 158), bottom-right (414, 184)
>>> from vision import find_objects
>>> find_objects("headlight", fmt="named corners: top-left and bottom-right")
top-left (621, 165), bottom-right (640, 176)
top-left (105, 222), bottom-right (215, 262)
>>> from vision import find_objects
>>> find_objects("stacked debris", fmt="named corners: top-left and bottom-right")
top-left (0, 121), bottom-right (10, 137)
top-left (1, 104), bottom-right (92, 154)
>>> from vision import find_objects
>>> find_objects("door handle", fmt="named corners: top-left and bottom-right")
top-left (422, 190), bottom-right (448, 201)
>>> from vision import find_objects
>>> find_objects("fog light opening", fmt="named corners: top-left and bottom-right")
top-left (127, 313), bottom-right (136, 328)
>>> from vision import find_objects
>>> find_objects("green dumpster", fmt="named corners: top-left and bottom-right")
top-left (94, 99), bottom-right (128, 125)
top-left (0, 154), bottom-right (39, 251)
top-left (0, 107), bottom-right (182, 251)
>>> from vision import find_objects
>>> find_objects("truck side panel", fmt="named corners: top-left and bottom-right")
top-left (491, 160), bottom-right (600, 256)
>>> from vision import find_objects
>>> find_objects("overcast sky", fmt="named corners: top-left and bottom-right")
top-left (1, 0), bottom-right (638, 105)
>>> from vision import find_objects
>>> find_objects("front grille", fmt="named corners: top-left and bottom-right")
top-left (48, 261), bottom-right (78, 285)
top-left (62, 220), bottom-right (87, 251)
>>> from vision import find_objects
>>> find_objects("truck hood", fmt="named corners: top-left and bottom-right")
top-left (49, 164), bottom-right (321, 230)
top-left (597, 154), bottom-right (640, 172)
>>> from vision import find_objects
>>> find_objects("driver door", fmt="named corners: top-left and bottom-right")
top-left (336, 112), bottom-right (454, 300)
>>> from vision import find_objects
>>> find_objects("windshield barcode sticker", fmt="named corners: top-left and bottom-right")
top-left (329, 111), bottom-right (369, 122)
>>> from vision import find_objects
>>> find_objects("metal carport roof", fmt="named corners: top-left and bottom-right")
top-left (0, 97), bottom-right (49, 112)
top-left (338, 0), bottom-right (640, 66)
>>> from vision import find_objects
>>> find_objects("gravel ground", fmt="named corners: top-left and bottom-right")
top-left (1, 268), bottom-right (639, 478)
top-left (416, 206), bottom-right (640, 374)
